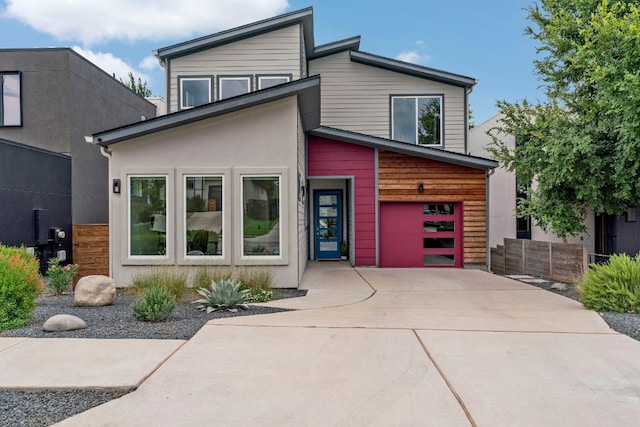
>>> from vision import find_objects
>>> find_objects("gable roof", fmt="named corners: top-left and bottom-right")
top-left (308, 126), bottom-right (497, 170)
top-left (349, 51), bottom-right (477, 89)
top-left (88, 76), bottom-right (321, 147)
top-left (154, 7), bottom-right (314, 62)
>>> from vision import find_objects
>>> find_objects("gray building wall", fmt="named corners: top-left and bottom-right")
top-left (0, 48), bottom-right (157, 225)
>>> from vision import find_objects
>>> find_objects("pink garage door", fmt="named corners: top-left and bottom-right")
top-left (379, 202), bottom-right (463, 268)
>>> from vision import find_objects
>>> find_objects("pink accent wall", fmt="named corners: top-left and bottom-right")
top-left (308, 136), bottom-right (376, 266)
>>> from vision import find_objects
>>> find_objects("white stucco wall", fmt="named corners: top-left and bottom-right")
top-left (107, 96), bottom-right (303, 287)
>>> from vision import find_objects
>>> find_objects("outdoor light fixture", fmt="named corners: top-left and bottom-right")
top-left (418, 182), bottom-right (424, 193)
top-left (113, 179), bottom-right (121, 194)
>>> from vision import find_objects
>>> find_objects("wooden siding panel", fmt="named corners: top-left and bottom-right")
top-left (308, 136), bottom-right (376, 265)
top-left (378, 150), bottom-right (487, 265)
top-left (309, 51), bottom-right (468, 153)
top-left (72, 224), bottom-right (109, 284)
top-left (168, 25), bottom-right (301, 112)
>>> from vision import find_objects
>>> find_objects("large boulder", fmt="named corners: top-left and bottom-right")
top-left (74, 275), bottom-right (116, 307)
top-left (43, 314), bottom-right (87, 332)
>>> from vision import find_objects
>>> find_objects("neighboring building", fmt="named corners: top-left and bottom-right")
top-left (0, 48), bottom-right (156, 268)
top-left (468, 114), bottom-right (595, 252)
top-left (87, 8), bottom-right (497, 287)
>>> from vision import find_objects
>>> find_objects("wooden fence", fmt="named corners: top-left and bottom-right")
top-left (72, 224), bottom-right (109, 284)
top-left (490, 238), bottom-right (587, 283)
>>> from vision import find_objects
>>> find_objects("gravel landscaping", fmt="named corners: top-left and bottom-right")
top-left (2, 279), bottom-right (640, 426)
top-left (0, 288), bottom-right (306, 427)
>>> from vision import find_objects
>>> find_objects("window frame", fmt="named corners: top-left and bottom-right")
top-left (257, 74), bottom-right (292, 90)
top-left (1, 71), bottom-right (23, 127)
top-left (235, 168), bottom-right (289, 265)
top-left (121, 168), bottom-right (175, 265)
top-left (217, 75), bottom-right (252, 100)
top-left (178, 76), bottom-right (212, 110)
top-left (177, 168), bottom-right (231, 265)
top-left (390, 94), bottom-right (444, 146)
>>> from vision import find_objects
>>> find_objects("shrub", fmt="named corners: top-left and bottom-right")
top-left (0, 245), bottom-right (42, 331)
top-left (578, 254), bottom-right (640, 313)
top-left (193, 278), bottom-right (249, 313)
top-left (128, 267), bottom-right (190, 302)
top-left (131, 285), bottom-right (177, 322)
top-left (46, 257), bottom-right (78, 295)
top-left (244, 287), bottom-right (274, 303)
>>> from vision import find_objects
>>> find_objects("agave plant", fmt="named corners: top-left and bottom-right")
top-left (193, 278), bottom-right (250, 313)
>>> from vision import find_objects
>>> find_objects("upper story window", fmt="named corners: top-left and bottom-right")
top-left (258, 75), bottom-right (290, 90)
top-left (392, 95), bottom-right (442, 146)
top-left (1, 72), bottom-right (22, 126)
top-left (180, 77), bottom-right (211, 109)
top-left (218, 76), bottom-right (251, 100)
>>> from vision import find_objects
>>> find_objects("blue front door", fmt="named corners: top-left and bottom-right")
top-left (315, 190), bottom-right (342, 259)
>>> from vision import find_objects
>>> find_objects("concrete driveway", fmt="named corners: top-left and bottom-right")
top-left (55, 263), bottom-right (640, 426)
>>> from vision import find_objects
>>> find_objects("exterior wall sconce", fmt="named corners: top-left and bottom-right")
top-left (113, 179), bottom-right (121, 194)
top-left (418, 182), bottom-right (424, 193)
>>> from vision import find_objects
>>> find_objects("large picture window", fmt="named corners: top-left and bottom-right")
top-left (392, 96), bottom-right (442, 146)
top-left (242, 176), bottom-right (280, 257)
top-left (129, 176), bottom-right (167, 256)
top-left (184, 176), bottom-right (223, 257)
top-left (1, 72), bottom-right (22, 126)
top-left (219, 76), bottom-right (251, 100)
top-left (180, 77), bottom-right (211, 109)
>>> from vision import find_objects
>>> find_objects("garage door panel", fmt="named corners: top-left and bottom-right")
top-left (380, 202), bottom-right (463, 268)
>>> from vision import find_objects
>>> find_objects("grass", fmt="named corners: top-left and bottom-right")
top-left (243, 216), bottom-right (278, 237)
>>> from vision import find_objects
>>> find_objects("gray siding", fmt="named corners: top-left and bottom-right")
top-left (297, 111), bottom-right (307, 282)
top-left (168, 25), bottom-right (302, 113)
top-left (309, 51), bottom-right (468, 153)
top-left (0, 49), bottom-right (156, 225)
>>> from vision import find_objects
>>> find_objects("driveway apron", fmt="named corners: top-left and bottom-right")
top-left (56, 263), bottom-right (640, 427)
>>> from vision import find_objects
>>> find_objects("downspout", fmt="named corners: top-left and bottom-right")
top-left (486, 167), bottom-right (495, 271)
top-left (99, 143), bottom-right (114, 279)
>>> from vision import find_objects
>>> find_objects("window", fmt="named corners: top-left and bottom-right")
top-left (219, 76), bottom-right (251, 100)
top-left (1, 72), bottom-right (22, 126)
top-left (392, 96), bottom-right (442, 145)
top-left (258, 75), bottom-right (290, 90)
top-left (242, 176), bottom-right (280, 257)
top-left (184, 175), bottom-right (224, 257)
top-left (180, 77), bottom-right (211, 109)
top-left (128, 176), bottom-right (167, 257)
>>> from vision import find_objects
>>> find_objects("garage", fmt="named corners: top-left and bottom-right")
top-left (380, 202), bottom-right (463, 267)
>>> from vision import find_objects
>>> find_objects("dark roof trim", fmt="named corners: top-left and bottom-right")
top-left (308, 126), bottom-right (497, 170)
top-left (309, 36), bottom-right (361, 59)
top-left (0, 137), bottom-right (71, 159)
top-left (350, 51), bottom-right (477, 88)
top-left (90, 75), bottom-right (321, 147)
top-left (155, 7), bottom-right (314, 62)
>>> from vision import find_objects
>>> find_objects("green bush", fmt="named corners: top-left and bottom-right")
top-left (578, 254), bottom-right (640, 313)
top-left (128, 267), bottom-right (190, 302)
top-left (244, 287), bottom-right (274, 303)
top-left (131, 285), bottom-right (177, 322)
top-left (0, 245), bottom-right (42, 331)
top-left (46, 257), bottom-right (79, 295)
top-left (193, 278), bottom-right (249, 313)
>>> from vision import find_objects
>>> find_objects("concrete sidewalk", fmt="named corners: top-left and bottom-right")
top-left (2, 262), bottom-right (640, 426)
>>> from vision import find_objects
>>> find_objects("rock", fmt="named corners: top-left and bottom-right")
top-left (74, 275), bottom-right (116, 307)
top-left (551, 282), bottom-right (568, 291)
top-left (43, 314), bottom-right (87, 332)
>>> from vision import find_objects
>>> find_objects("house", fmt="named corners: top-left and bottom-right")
top-left (0, 48), bottom-right (157, 271)
top-left (469, 114), bottom-right (595, 251)
top-left (470, 113), bottom-right (640, 261)
top-left (87, 7), bottom-right (497, 287)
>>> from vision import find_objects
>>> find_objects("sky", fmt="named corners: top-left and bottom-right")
top-left (0, 0), bottom-right (543, 125)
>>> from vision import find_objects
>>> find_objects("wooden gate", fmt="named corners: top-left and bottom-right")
top-left (72, 224), bottom-right (109, 284)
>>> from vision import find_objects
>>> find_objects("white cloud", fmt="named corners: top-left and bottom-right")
top-left (72, 46), bottom-right (152, 86)
top-left (395, 50), bottom-right (431, 64)
top-left (3, 0), bottom-right (289, 46)
top-left (139, 55), bottom-right (161, 72)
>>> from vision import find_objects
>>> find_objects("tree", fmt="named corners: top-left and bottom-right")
top-left (489, 0), bottom-right (640, 238)
top-left (121, 71), bottom-right (152, 97)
